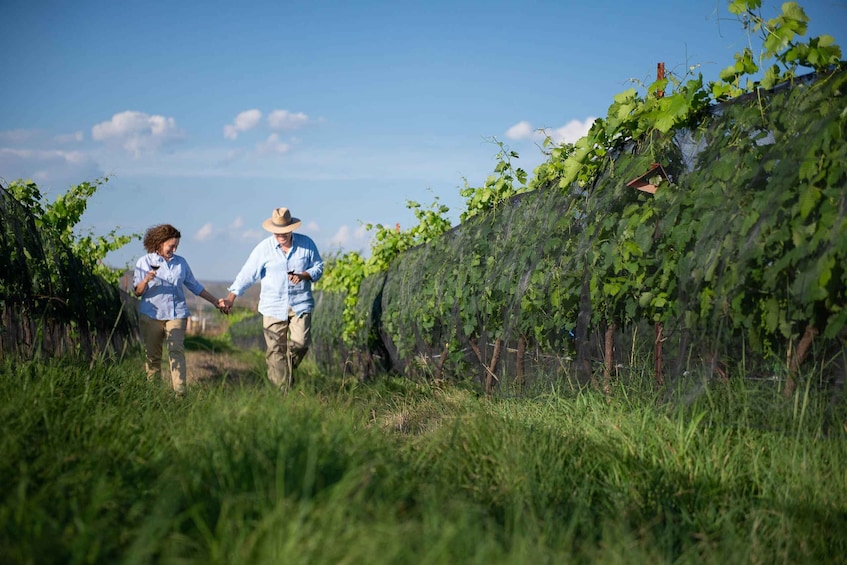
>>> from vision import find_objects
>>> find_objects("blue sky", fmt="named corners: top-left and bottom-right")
top-left (2, 0), bottom-right (846, 281)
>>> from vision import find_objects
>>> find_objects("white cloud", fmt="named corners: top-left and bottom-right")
top-left (195, 222), bottom-right (214, 242)
top-left (328, 223), bottom-right (370, 250)
top-left (240, 228), bottom-right (265, 241)
top-left (200, 216), bottom-right (262, 242)
top-left (55, 131), bottom-right (84, 143)
top-left (0, 129), bottom-right (41, 144)
top-left (256, 133), bottom-right (291, 156)
top-left (0, 147), bottom-right (102, 188)
top-left (547, 117), bottom-right (597, 145)
top-left (505, 121), bottom-right (534, 140)
top-left (91, 110), bottom-right (181, 157)
top-left (505, 117), bottom-right (596, 145)
top-left (268, 110), bottom-right (309, 130)
top-left (224, 109), bottom-right (262, 140)
top-left (218, 148), bottom-right (247, 166)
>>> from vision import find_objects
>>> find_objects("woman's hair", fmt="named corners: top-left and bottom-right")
top-left (142, 224), bottom-right (182, 253)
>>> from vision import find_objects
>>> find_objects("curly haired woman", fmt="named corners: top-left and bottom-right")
top-left (133, 224), bottom-right (227, 395)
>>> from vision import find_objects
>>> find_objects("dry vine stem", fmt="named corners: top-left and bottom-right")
top-left (469, 338), bottom-right (501, 394)
top-left (784, 324), bottom-right (818, 397)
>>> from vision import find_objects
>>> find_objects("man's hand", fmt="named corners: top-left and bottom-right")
top-left (288, 271), bottom-right (310, 284)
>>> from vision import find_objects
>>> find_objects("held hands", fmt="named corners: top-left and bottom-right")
top-left (217, 294), bottom-right (236, 315)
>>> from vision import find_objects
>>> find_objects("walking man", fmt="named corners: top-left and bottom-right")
top-left (223, 207), bottom-right (324, 388)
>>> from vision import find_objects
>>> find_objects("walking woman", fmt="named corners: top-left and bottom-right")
top-left (133, 224), bottom-right (227, 394)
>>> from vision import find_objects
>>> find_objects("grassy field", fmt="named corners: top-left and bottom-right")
top-left (1, 341), bottom-right (846, 564)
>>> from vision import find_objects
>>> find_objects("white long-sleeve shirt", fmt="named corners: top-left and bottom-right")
top-left (227, 233), bottom-right (324, 319)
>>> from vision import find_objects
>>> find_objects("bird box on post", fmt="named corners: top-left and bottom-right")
top-left (626, 162), bottom-right (669, 194)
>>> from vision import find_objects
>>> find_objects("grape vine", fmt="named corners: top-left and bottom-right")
top-left (314, 0), bottom-right (845, 392)
top-left (6, 177), bottom-right (139, 285)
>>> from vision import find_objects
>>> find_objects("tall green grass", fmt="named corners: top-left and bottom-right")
top-left (1, 353), bottom-right (845, 564)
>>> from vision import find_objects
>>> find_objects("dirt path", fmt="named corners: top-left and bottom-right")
top-left (185, 350), bottom-right (263, 386)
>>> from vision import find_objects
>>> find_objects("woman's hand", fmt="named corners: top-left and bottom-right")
top-left (135, 269), bottom-right (157, 297)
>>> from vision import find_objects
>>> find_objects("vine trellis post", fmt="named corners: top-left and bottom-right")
top-left (653, 61), bottom-right (666, 388)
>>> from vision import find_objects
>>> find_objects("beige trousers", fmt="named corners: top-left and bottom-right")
top-left (139, 314), bottom-right (188, 393)
top-left (263, 309), bottom-right (311, 388)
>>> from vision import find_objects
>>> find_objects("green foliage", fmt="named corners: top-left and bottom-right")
top-left (320, 197), bottom-right (452, 344)
top-left (670, 70), bottom-right (847, 347)
top-left (2, 178), bottom-right (140, 358)
top-left (459, 139), bottom-right (528, 222)
top-left (366, 196), bottom-right (452, 274)
top-left (719, 0), bottom-right (842, 96)
top-left (6, 177), bottom-right (139, 285)
top-left (317, 250), bottom-right (368, 343)
top-left (508, 0), bottom-right (846, 352)
top-left (380, 186), bottom-right (583, 378)
top-left (314, 0), bottom-right (846, 385)
top-left (541, 0), bottom-right (842, 206)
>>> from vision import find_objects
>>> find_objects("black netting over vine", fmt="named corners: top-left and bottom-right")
top-left (312, 70), bottom-right (847, 395)
top-left (313, 272), bottom-right (390, 381)
top-left (0, 184), bottom-right (139, 359)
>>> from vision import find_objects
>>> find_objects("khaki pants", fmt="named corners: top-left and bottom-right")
top-left (263, 309), bottom-right (311, 388)
top-left (139, 314), bottom-right (188, 393)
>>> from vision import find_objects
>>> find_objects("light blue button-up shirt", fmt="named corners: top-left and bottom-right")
top-left (133, 253), bottom-right (205, 320)
top-left (227, 233), bottom-right (324, 320)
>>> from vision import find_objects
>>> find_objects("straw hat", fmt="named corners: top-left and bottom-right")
top-left (262, 207), bottom-right (302, 234)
